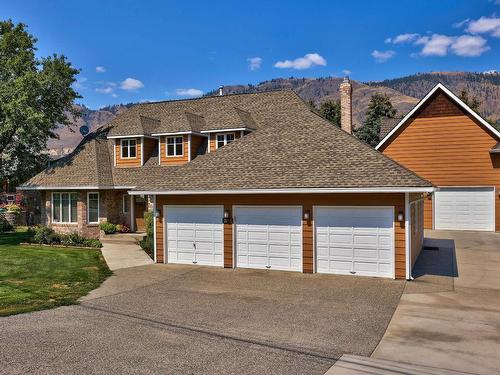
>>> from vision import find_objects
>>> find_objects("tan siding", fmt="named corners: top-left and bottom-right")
top-left (381, 93), bottom-right (500, 231)
top-left (115, 138), bottom-right (142, 167)
top-left (155, 193), bottom-right (407, 279)
top-left (208, 131), bottom-right (241, 153)
top-left (159, 135), bottom-right (189, 165)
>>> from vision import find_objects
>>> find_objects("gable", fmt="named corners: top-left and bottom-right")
top-left (415, 92), bottom-right (464, 118)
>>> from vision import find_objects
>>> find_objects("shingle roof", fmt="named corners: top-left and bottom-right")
top-left (379, 117), bottom-right (402, 141)
top-left (21, 90), bottom-right (432, 191)
top-left (490, 142), bottom-right (500, 154)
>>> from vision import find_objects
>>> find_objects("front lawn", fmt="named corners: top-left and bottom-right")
top-left (0, 229), bottom-right (111, 316)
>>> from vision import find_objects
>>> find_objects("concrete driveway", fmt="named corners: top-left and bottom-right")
top-left (0, 265), bottom-right (404, 375)
top-left (372, 230), bottom-right (500, 375)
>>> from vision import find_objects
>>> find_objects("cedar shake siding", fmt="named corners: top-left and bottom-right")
top-left (115, 138), bottom-right (142, 167)
top-left (154, 193), bottom-right (408, 279)
top-left (159, 135), bottom-right (189, 165)
top-left (380, 90), bottom-right (500, 231)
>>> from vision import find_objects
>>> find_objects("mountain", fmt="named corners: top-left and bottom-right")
top-left (49, 72), bottom-right (500, 156)
top-left (367, 71), bottom-right (500, 123)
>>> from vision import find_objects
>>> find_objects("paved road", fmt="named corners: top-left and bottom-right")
top-left (0, 264), bottom-right (403, 375)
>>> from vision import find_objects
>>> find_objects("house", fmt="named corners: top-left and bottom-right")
top-left (19, 79), bottom-right (433, 280)
top-left (377, 83), bottom-right (500, 232)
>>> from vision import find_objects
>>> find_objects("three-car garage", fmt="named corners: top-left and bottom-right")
top-left (162, 203), bottom-right (398, 279)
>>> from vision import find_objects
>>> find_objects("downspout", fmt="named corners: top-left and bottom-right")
top-left (405, 192), bottom-right (414, 280)
top-left (153, 194), bottom-right (157, 263)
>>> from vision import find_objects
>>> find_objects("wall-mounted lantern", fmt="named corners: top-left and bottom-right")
top-left (303, 210), bottom-right (311, 221)
top-left (223, 210), bottom-right (233, 224)
top-left (397, 211), bottom-right (404, 222)
top-left (155, 209), bottom-right (161, 218)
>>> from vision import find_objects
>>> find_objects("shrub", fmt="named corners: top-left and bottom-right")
top-left (84, 238), bottom-right (102, 248)
top-left (116, 224), bottom-right (130, 233)
top-left (99, 222), bottom-right (116, 234)
top-left (32, 225), bottom-right (56, 244)
top-left (0, 217), bottom-right (13, 233)
top-left (5, 203), bottom-right (22, 214)
top-left (61, 232), bottom-right (87, 246)
top-left (139, 212), bottom-right (154, 259)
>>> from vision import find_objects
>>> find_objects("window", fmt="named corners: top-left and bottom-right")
top-left (121, 139), bottom-right (137, 158)
top-left (216, 133), bottom-right (235, 149)
top-left (52, 192), bottom-right (78, 223)
top-left (166, 136), bottom-right (183, 157)
top-left (122, 194), bottom-right (129, 213)
top-left (87, 192), bottom-right (99, 224)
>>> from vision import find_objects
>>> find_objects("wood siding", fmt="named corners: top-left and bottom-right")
top-left (190, 135), bottom-right (205, 160)
top-left (155, 193), bottom-right (407, 279)
top-left (208, 131), bottom-right (242, 153)
top-left (142, 138), bottom-right (157, 163)
top-left (159, 135), bottom-right (189, 165)
top-left (381, 92), bottom-right (500, 231)
top-left (115, 138), bottom-right (142, 167)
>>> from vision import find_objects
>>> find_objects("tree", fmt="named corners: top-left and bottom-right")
top-left (355, 93), bottom-right (397, 147)
top-left (319, 99), bottom-right (341, 127)
top-left (458, 88), bottom-right (480, 112)
top-left (0, 20), bottom-right (80, 188)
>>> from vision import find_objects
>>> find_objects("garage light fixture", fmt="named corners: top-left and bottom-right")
top-left (303, 210), bottom-right (311, 221)
top-left (397, 211), bottom-right (404, 222)
top-left (155, 209), bottom-right (161, 218)
top-left (223, 210), bottom-right (233, 224)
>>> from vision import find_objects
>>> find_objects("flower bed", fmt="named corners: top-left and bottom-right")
top-left (26, 226), bottom-right (102, 249)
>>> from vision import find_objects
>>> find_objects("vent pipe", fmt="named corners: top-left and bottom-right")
top-left (219, 85), bottom-right (224, 96)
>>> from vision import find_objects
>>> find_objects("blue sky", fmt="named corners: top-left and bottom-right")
top-left (2, 0), bottom-right (500, 109)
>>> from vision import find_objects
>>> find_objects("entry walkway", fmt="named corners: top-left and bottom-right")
top-left (100, 233), bottom-right (153, 270)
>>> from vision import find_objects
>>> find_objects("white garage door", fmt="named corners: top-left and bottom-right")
top-left (165, 205), bottom-right (224, 266)
top-left (235, 206), bottom-right (302, 272)
top-left (435, 188), bottom-right (495, 231)
top-left (315, 207), bottom-right (394, 278)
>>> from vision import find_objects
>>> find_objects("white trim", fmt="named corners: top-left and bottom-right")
top-left (207, 134), bottom-right (211, 153)
top-left (120, 138), bottom-right (137, 159)
top-left (113, 140), bottom-right (117, 167)
top-left (141, 137), bottom-right (144, 166)
top-left (188, 134), bottom-right (192, 161)
top-left (313, 205), bottom-right (396, 279)
top-left (153, 195), bottom-right (157, 263)
top-left (130, 195), bottom-right (135, 232)
top-left (240, 130), bottom-right (244, 138)
top-left (86, 192), bottom-right (100, 224)
top-left (201, 127), bottom-right (254, 134)
top-left (129, 187), bottom-right (435, 195)
top-left (122, 194), bottom-right (129, 213)
top-left (165, 135), bottom-right (184, 157)
top-left (376, 83), bottom-right (500, 150)
top-left (51, 192), bottom-right (78, 224)
top-left (107, 134), bottom-right (156, 139)
top-left (163, 205), bottom-right (166, 264)
top-left (405, 192), bottom-right (411, 280)
top-left (151, 131), bottom-right (207, 137)
top-left (158, 136), bottom-right (161, 165)
top-left (215, 132), bottom-right (235, 149)
top-left (18, 186), bottom-right (135, 190)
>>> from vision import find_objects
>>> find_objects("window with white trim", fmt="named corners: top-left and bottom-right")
top-left (216, 133), bottom-right (235, 149)
top-left (122, 194), bottom-right (129, 213)
top-left (166, 136), bottom-right (183, 156)
top-left (52, 192), bottom-right (78, 223)
top-left (87, 192), bottom-right (99, 224)
top-left (121, 139), bottom-right (137, 158)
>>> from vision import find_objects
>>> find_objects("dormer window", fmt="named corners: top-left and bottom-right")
top-left (121, 139), bottom-right (137, 158)
top-left (166, 136), bottom-right (183, 157)
top-left (216, 133), bottom-right (235, 149)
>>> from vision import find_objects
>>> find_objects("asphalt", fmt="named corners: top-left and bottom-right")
top-left (0, 264), bottom-right (404, 375)
top-left (372, 230), bottom-right (500, 375)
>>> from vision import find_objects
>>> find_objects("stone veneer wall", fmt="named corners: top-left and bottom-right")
top-left (43, 189), bottom-right (130, 238)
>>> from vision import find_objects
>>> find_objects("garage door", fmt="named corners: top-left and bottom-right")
top-left (315, 207), bottom-right (394, 278)
top-left (435, 188), bottom-right (494, 231)
top-left (165, 205), bottom-right (224, 266)
top-left (235, 206), bottom-right (302, 272)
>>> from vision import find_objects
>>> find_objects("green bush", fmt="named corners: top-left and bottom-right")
top-left (29, 226), bottom-right (102, 248)
top-left (139, 212), bottom-right (154, 259)
top-left (0, 217), bottom-right (13, 233)
top-left (5, 203), bottom-right (22, 214)
top-left (99, 222), bottom-right (116, 234)
top-left (83, 238), bottom-right (102, 248)
top-left (32, 225), bottom-right (56, 244)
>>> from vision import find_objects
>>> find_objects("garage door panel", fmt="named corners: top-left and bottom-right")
top-left (316, 207), bottom-right (394, 278)
top-left (235, 206), bottom-right (302, 272)
top-left (435, 188), bottom-right (494, 231)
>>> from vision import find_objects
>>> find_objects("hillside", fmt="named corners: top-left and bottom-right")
top-left (368, 72), bottom-right (500, 123)
top-left (49, 72), bottom-right (500, 155)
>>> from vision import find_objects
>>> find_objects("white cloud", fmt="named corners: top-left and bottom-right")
top-left (274, 53), bottom-right (327, 70)
top-left (175, 88), bottom-right (203, 97)
top-left (73, 77), bottom-right (88, 89)
top-left (386, 33), bottom-right (420, 44)
top-left (111, 93), bottom-right (118, 98)
top-left (119, 78), bottom-right (144, 91)
top-left (371, 50), bottom-right (395, 63)
top-left (451, 35), bottom-right (490, 56)
top-left (466, 16), bottom-right (500, 37)
top-left (415, 34), bottom-right (454, 56)
top-left (96, 86), bottom-right (114, 94)
top-left (342, 69), bottom-right (351, 76)
top-left (484, 69), bottom-right (498, 74)
top-left (95, 66), bottom-right (106, 73)
top-left (247, 57), bottom-right (263, 71)
top-left (453, 19), bottom-right (470, 28)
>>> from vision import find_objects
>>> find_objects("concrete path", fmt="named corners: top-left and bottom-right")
top-left (100, 234), bottom-right (153, 270)
top-left (370, 230), bottom-right (500, 375)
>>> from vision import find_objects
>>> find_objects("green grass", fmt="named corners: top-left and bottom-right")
top-left (0, 228), bottom-right (111, 316)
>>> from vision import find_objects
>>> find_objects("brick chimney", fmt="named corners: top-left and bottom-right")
top-left (340, 77), bottom-right (352, 134)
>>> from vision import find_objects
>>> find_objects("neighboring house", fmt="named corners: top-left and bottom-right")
top-left (20, 80), bottom-right (433, 280)
top-left (377, 83), bottom-right (500, 232)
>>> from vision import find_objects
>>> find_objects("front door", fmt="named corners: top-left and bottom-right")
top-left (134, 196), bottom-right (147, 232)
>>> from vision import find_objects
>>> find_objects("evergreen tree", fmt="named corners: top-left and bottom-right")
top-left (319, 99), bottom-right (341, 127)
top-left (355, 93), bottom-right (396, 147)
